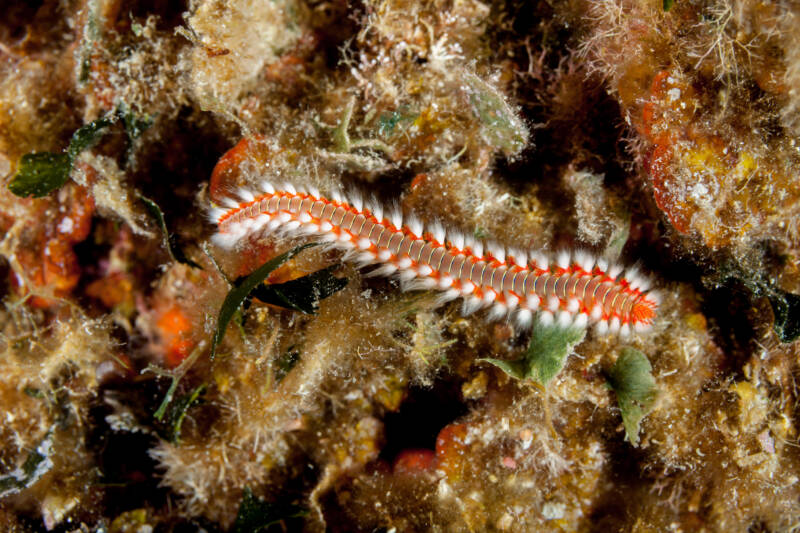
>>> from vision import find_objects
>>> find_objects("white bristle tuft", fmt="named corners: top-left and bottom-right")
top-left (308, 186), bottom-right (320, 198)
top-left (590, 305), bottom-right (603, 321)
top-left (437, 289), bottom-right (461, 304)
top-left (460, 281), bottom-right (475, 295)
top-left (260, 181), bottom-right (275, 194)
top-left (398, 269), bottom-right (417, 282)
top-left (284, 220), bottom-right (301, 231)
top-left (462, 296), bottom-right (484, 315)
top-left (470, 240), bottom-right (484, 258)
top-left (609, 316), bottom-right (621, 333)
top-left (608, 264), bottom-right (623, 280)
top-left (238, 189), bottom-right (255, 202)
top-left (620, 323), bottom-right (631, 337)
top-left (539, 311), bottom-right (554, 326)
top-left (525, 296), bottom-right (540, 310)
top-left (505, 292), bottom-right (520, 309)
top-left (222, 197), bottom-right (240, 209)
top-left (398, 257), bottom-right (412, 269)
top-left (278, 212), bottom-right (292, 223)
top-left (417, 264), bottom-right (433, 277)
top-left (547, 296), bottom-right (561, 312)
top-left (482, 290), bottom-right (497, 303)
top-left (575, 251), bottom-right (595, 273)
top-left (595, 320), bottom-right (609, 335)
top-left (366, 264), bottom-right (398, 277)
top-left (566, 298), bottom-right (580, 313)
top-left (488, 242), bottom-right (506, 262)
top-left (430, 222), bottom-right (446, 244)
top-left (556, 251), bottom-right (570, 269)
top-left (450, 232), bottom-right (465, 251)
top-left (596, 258), bottom-right (609, 274)
top-left (357, 238), bottom-right (371, 249)
top-left (408, 218), bottom-right (423, 238)
top-left (574, 313), bottom-right (589, 329)
top-left (378, 249), bottom-right (392, 262)
top-left (389, 210), bottom-right (403, 229)
top-left (515, 308), bottom-right (533, 329)
top-left (487, 302), bottom-right (508, 321)
top-left (438, 275), bottom-right (454, 289)
top-left (320, 221), bottom-right (333, 232)
top-left (510, 249), bottom-right (528, 267)
top-left (350, 192), bottom-right (363, 211)
top-left (407, 277), bottom-right (438, 291)
top-left (208, 207), bottom-right (228, 224)
top-left (369, 202), bottom-right (383, 222)
top-left (557, 311), bottom-right (572, 328)
top-left (531, 252), bottom-right (549, 269)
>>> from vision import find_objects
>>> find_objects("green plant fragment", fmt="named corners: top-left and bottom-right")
top-left (663, 0), bottom-right (675, 11)
top-left (147, 341), bottom-right (204, 421)
top-left (210, 243), bottom-right (316, 359)
top-left (464, 72), bottom-right (528, 156)
top-left (67, 115), bottom-right (115, 160)
top-left (249, 264), bottom-right (347, 314)
top-left (607, 347), bottom-right (657, 446)
top-left (481, 321), bottom-right (586, 385)
top-left (7, 153), bottom-right (72, 198)
top-left (0, 431), bottom-right (54, 497)
top-left (8, 113), bottom-right (117, 198)
top-left (232, 487), bottom-right (308, 533)
top-left (139, 195), bottom-right (203, 269)
top-left (165, 384), bottom-right (206, 443)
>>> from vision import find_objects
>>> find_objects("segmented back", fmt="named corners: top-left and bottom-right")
top-left (210, 183), bottom-right (659, 335)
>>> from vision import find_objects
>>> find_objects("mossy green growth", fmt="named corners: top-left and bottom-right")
top-left (607, 348), bottom-right (658, 446)
top-left (481, 321), bottom-right (586, 385)
top-left (231, 487), bottom-right (307, 533)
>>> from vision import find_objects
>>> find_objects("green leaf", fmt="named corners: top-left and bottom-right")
top-left (8, 113), bottom-right (117, 198)
top-left (607, 348), bottom-right (657, 446)
top-left (663, 0), bottom-right (675, 11)
top-left (0, 431), bottom-right (55, 497)
top-left (249, 264), bottom-right (347, 314)
top-left (165, 384), bottom-right (206, 443)
top-left (232, 488), bottom-right (308, 533)
top-left (67, 115), bottom-right (114, 160)
top-left (481, 321), bottom-right (586, 385)
top-left (139, 195), bottom-right (203, 269)
top-left (210, 243), bottom-right (317, 359)
top-left (7, 152), bottom-right (72, 198)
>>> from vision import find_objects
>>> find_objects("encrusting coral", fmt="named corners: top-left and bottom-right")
top-left (1, 0), bottom-right (800, 531)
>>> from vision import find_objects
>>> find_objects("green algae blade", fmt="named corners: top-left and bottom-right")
top-left (481, 321), bottom-right (586, 385)
top-left (139, 194), bottom-right (203, 269)
top-left (607, 347), bottom-right (658, 446)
